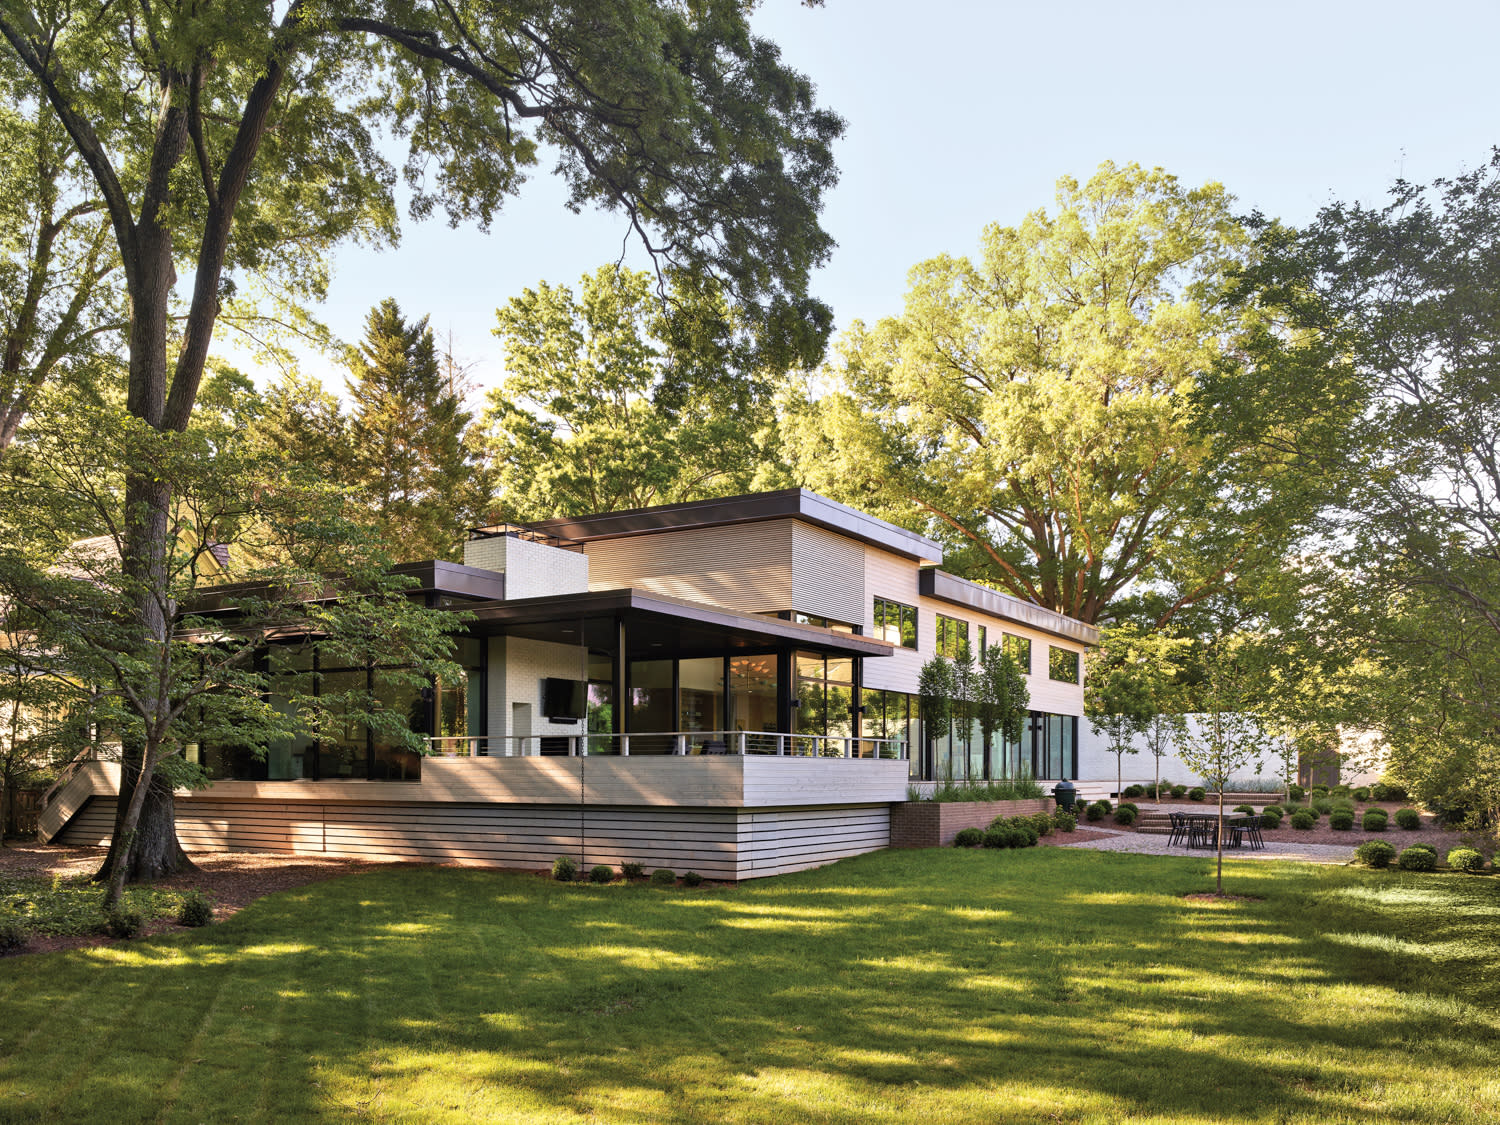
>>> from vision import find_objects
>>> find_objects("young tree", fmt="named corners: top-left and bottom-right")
top-left (976, 643), bottom-right (1030, 776)
top-left (1142, 712), bottom-right (1188, 796)
top-left (0, 3), bottom-right (842, 880)
top-left (347, 299), bottom-right (480, 560)
top-left (777, 162), bottom-right (1299, 626)
top-left (917, 654), bottom-right (956, 782)
top-left (1177, 645), bottom-right (1273, 894)
top-left (1085, 624), bottom-right (1189, 797)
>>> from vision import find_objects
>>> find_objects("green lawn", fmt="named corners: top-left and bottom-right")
top-left (1, 849), bottom-right (1497, 1124)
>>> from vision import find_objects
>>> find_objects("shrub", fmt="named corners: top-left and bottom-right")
top-left (1394, 807), bottom-right (1422, 829)
top-left (1233, 804), bottom-right (1256, 815)
top-left (0, 920), bottom-right (27, 954)
top-left (1384, 782), bottom-right (1408, 801)
top-left (589, 865), bottom-right (614, 884)
top-left (1355, 840), bottom-right (1396, 868)
top-left (1370, 782), bottom-right (1390, 801)
top-left (1353, 786), bottom-right (1370, 802)
top-left (650, 868), bottom-right (677, 886)
top-left (177, 891), bottom-right (213, 928)
top-left (1311, 785), bottom-right (1329, 797)
top-left (1328, 809), bottom-right (1355, 831)
top-left (1300, 805), bottom-right (1321, 821)
top-left (1398, 847), bottom-right (1436, 872)
top-left (1113, 807), bottom-right (1137, 826)
top-left (621, 862), bottom-right (645, 879)
top-left (1331, 785), bottom-right (1352, 798)
top-left (1362, 809), bottom-right (1388, 831)
top-left (552, 855), bottom-right (578, 882)
top-left (682, 871), bottom-right (704, 887)
top-left (1052, 811), bottom-right (1076, 833)
top-left (1446, 848), bottom-right (1485, 873)
top-left (1289, 810), bottom-right (1316, 830)
top-left (1095, 798), bottom-right (1113, 815)
top-left (982, 825), bottom-right (1011, 848)
top-left (1405, 843), bottom-right (1436, 855)
top-left (1030, 812), bottom-right (1053, 837)
top-left (1170, 784), bottom-right (1187, 798)
top-left (1311, 798), bottom-right (1333, 815)
top-left (954, 827), bottom-right (984, 848)
top-left (1085, 802), bottom-right (1107, 822)
top-left (1261, 804), bottom-right (1283, 816)
top-left (1287, 784), bottom-right (1306, 802)
top-left (1188, 787), bottom-right (1205, 802)
top-left (1260, 810), bottom-right (1283, 829)
top-left (104, 908), bottom-right (144, 939)
top-left (1122, 784), bottom-right (1144, 798)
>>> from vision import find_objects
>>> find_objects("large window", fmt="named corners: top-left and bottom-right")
top-left (936, 614), bottom-right (969, 658)
top-left (863, 689), bottom-right (915, 762)
top-left (794, 651), bottom-right (854, 755)
top-left (1048, 645), bottom-right (1080, 684)
top-left (1003, 633), bottom-right (1032, 674)
top-left (873, 597), bottom-right (918, 649)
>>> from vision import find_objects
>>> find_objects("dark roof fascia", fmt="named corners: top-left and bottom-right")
top-left (532, 488), bottom-right (945, 563)
top-left (467, 587), bottom-right (898, 657)
top-left (918, 569), bottom-right (1100, 647)
top-left (187, 560), bottom-right (504, 615)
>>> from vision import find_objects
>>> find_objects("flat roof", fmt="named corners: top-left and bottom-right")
top-left (462, 587), bottom-right (898, 660)
top-left (532, 489), bottom-right (945, 564)
top-left (918, 569), bottom-right (1099, 647)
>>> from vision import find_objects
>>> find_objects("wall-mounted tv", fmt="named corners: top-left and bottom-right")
top-left (541, 677), bottom-right (587, 722)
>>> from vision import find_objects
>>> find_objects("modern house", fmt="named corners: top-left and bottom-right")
top-left (39, 490), bottom-right (1098, 878)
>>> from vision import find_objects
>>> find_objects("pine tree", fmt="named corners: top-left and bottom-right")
top-left (346, 300), bottom-right (480, 561)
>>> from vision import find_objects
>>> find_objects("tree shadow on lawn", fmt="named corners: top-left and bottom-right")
top-left (1, 849), bottom-right (1498, 1124)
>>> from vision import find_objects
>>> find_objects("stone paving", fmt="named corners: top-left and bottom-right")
top-left (1057, 824), bottom-right (1356, 864)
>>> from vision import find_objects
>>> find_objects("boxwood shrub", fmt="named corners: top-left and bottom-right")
top-left (1362, 809), bottom-right (1389, 831)
top-left (589, 864), bottom-right (614, 884)
top-left (1188, 787), bottom-right (1206, 802)
top-left (1398, 846), bottom-right (1437, 872)
top-left (1085, 801), bottom-right (1108, 822)
top-left (1170, 784), bottom-right (1187, 798)
top-left (1287, 784), bottom-right (1306, 802)
top-left (1355, 840), bottom-right (1396, 868)
top-left (650, 868), bottom-right (677, 886)
top-left (1394, 807), bottom-right (1422, 829)
top-left (1328, 809), bottom-right (1355, 830)
top-left (1353, 786), bottom-right (1371, 802)
top-left (1260, 810), bottom-right (1283, 829)
top-left (177, 891), bottom-right (213, 928)
top-left (621, 862), bottom-right (645, 879)
top-left (1446, 848), bottom-right (1485, 873)
top-left (1113, 807), bottom-right (1137, 826)
top-left (954, 827), bottom-right (984, 848)
top-left (1289, 810), bottom-right (1315, 830)
top-left (552, 855), bottom-right (578, 882)
top-left (1233, 804), bottom-right (1256, 815)
top-left (1122, 784), bottom-right (1145, 798)
top-left (682, 871), bottom-right (704, 887)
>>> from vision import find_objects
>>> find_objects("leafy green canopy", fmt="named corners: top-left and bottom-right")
top-left (1221, 152), bottom-right (1500, 832)
top-left (487, 265), bottom-right (781, 519)
top-left (780, 162), bottom-right (1290, 627)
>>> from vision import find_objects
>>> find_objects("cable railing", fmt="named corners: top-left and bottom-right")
top-left (425, 731), bottom-right (906, 760)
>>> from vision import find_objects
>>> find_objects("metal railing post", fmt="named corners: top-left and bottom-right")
top-left (621, 734), bottom-right (630, 756)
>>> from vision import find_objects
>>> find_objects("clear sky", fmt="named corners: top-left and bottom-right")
top-left (244, 0), bottom-right (1500, 399)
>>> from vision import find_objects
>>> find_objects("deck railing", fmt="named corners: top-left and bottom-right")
top-left (426, 731), bottom-right (905, 760)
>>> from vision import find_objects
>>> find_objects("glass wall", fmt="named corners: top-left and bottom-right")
top-left (910, 707), bottom-right (1078, 782)
top-left (587, 652), bottom-right (615, 753)
top-left (864, 689), bottom-right (915, 761)
top-left (729, 655), bottom-right (778, 740)
top-left (678, 657), bottom-right (724, 752)
top-left (628, 659), bottom-right (675, 753)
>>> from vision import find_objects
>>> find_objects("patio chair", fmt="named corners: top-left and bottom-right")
top-left (1167, 812), bottom-right (1189, 847)
top-left (1229, 815), bottom-right (1264, 851)
top-left (1188, 816), bottom-right (1217, 849)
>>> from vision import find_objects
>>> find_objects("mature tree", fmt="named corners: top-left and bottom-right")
top-left (0, 2), bottom-right (841, 880)
top-left (0, 391), bottom-right (462, 906)
top-left (0, 59), bottom-right (121, 457)
top-left (1220, 152), bottom-right (1500, 831)
top-left (488, 265), bottom-right (783, 519)
top-left (347, 299), bottom-right (481, 560)
top-left (779, 162), bottom-right (1291, 626)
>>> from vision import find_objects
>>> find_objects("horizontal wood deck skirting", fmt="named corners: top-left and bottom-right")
top-left (46, 758), bottom-right (910, 880)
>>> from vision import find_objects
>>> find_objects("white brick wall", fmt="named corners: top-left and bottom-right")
top-left (463, 535), bottom-right (589, 598)
top-left (491, 636), bottom-right (589, 743)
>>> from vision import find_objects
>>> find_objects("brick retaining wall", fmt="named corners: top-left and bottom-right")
top-left (890, 798), bottom-right (1055, 848)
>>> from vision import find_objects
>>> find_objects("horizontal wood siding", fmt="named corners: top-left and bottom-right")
top-left (583, 521), bottom-right (794, 614)
top-left (53, 797), bottom-right (114, 847)
top-left (791, 521), bottom-right (865, 624)
top-left (737, 806), bottom-right (890, 877)
top-left (36, 761), bottom-right (119, 843)
top-left (741, 757), bottom-right (909, 806)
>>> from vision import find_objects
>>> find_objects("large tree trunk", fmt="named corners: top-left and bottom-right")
top-left (97, 742), bottom-right (194, 884)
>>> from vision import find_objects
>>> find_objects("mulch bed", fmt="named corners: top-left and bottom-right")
top-left (0, 843), bottom-right (392, 958)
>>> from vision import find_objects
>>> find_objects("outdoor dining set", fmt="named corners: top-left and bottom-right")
top-left (1166, 811), bottom-right (1265, 850)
